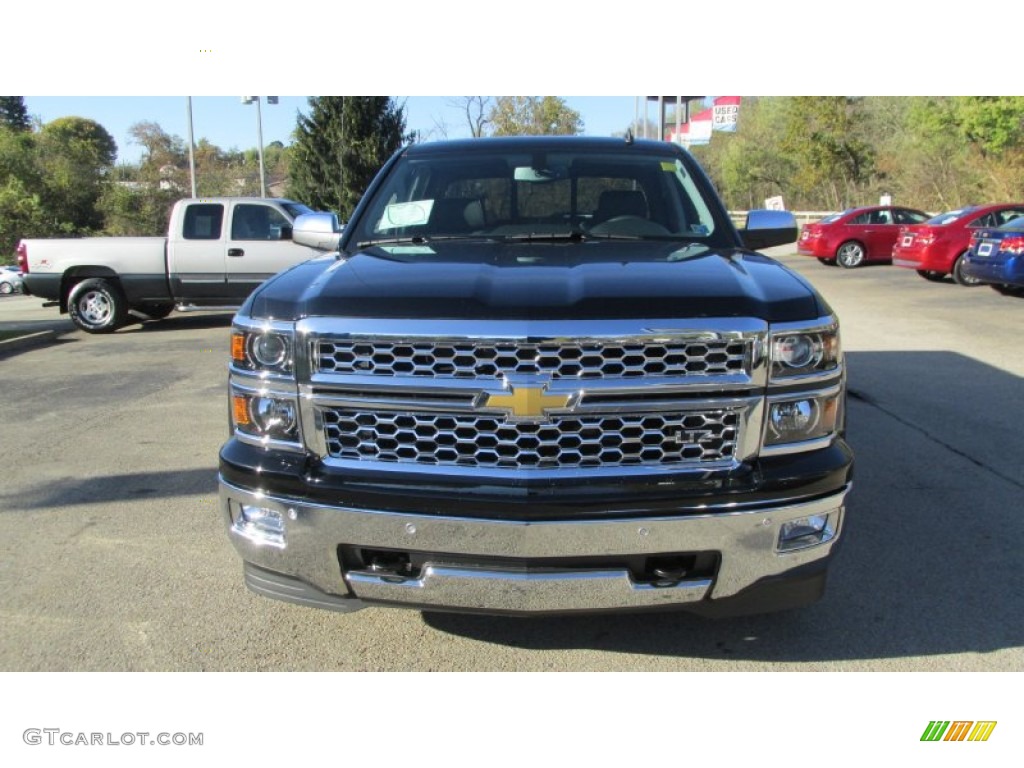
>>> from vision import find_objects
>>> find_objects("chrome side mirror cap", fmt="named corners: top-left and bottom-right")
top-left (293, 212), bottom-right (343, 251)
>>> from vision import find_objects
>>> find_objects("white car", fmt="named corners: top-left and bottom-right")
top-left (0, 265), bottom-right (24, 295)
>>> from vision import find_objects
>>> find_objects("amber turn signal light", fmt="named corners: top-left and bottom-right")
top-left (232, 395), bottom-right (251, 426)
top-left (231, 333), bottom-right (247, 362)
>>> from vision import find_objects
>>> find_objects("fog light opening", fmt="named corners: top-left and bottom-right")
top-left (233, 503), bottom-right (286, 547)
top-left (777, 513), bottom-right (835, 552)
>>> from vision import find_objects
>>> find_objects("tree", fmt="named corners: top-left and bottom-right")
top-left (36, 117), bottom-right (119, 232)
top-left (450, 96), bottom-right (491, 138)
top-left (289, 96), bottom-right (412, 220)
top-left (0, 126), bottom-right (47, 256)
top-left (488, 97), bottom-right (583, 136)
top-left (0, 97), bottom-right (31, 132)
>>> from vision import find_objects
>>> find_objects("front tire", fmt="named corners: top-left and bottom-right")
top-left (68, 278), bottom-right (128, 333)
top-left (836, 241), bottom-right (865, 268)
top-left (0, 281), bottom-right (13, 295)
top-left (952, 252), bottom-right (982, 286)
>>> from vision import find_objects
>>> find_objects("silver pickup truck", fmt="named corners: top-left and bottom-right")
top-left (18, 197), bottom-right (324, 333)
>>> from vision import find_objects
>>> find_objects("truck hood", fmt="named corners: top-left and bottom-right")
top-left (246, 240), bottom-right (826, 323)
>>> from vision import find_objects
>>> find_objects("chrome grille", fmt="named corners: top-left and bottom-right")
top-left (321, 409), bottom-right (738, 470)
top-left (315, 338), bottom-right (749, 379)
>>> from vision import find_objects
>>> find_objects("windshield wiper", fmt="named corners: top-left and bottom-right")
top-left (356, 235), bottom-right (429, 248)
top-left (356, 234), bottom-right (502, 248)
top-left (498, 231), bottom-right (589, 243)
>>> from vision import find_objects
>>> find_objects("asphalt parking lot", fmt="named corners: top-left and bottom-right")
top-left (0, 251), bottom-right (1022, 671)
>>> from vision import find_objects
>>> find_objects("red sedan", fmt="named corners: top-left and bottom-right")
top-left (797, 205), bottom-right (930, 268)
top-left (892, 203), bottom-right (1024, 284)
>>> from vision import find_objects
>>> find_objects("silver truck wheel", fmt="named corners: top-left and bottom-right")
top-left (68, 278), bottom-right (128, 333)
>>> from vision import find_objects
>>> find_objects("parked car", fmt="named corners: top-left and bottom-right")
top-left (891, 203), bottom-right (1024, 285)
top-left (0, 265), bottom-right (24, 295)
top-left (960, 215), bottom-right (1024, 294)
top-left (797, 205), bottom-right (930, 268)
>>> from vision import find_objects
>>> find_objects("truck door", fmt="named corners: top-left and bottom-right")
top-left (224, 201), bottom-right (317, 301)
top-left (168, 202), bottom-right (232, 301)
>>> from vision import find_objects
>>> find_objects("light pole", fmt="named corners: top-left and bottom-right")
top-left (186, 97), bottom-right (197, 197)
top-left (242, 96), bottom-right (278, 197)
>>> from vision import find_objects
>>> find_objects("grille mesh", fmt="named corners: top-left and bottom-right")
top-left (316, 338), bottom-right (748, 379)
top-left (322, 409), bottom-right (738, 470)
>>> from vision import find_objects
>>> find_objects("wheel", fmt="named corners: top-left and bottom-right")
top-left (836, 241), bottom-right (865, 268)
top-left (68, 278), bottom-right (128, 333)
top-left (0, 281), bottom-right (13, 295)
top-left (952, 252), bottom-right (982, 286)
top-left (817, 258), bottom-right (837, 266)
top-left (916, 270), bottom-right (946, 282)
top-left (139, 303), bottom-right (174, 320)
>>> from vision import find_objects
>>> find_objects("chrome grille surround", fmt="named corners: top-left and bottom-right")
top-left (322, 408), bottom-right (739, 469)
top-left (316, 337), bottom-right (749, 380)
top-left (293, 318), bottom-right (771, 478)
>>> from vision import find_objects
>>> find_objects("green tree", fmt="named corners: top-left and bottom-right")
top-left (0, 126), bottom-right (48, 257)
top-left (96, 183), bottom-right (178, 236)
top-left (35, 117), bottom-right (119, 232)
top-left (488, 97), bottom-right (583, 136)
top-left (780, 97), bottom-right (875, 210)
top-left (289, 96), bottom-right (412, 220)
top-left (0, 96), bottom-right (31, 132)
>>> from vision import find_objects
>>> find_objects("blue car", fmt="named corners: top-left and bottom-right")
top-left (962, 216), bottom-right (1024, 294)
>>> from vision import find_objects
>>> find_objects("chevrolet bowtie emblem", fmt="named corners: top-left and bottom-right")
top-left (484, 385), bottom-right (572, 420)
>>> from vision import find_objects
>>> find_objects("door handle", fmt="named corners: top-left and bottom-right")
top-left (228, 248), bottom-right (245, 257)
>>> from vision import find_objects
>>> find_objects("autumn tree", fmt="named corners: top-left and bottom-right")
top-left (488, 97), bottom-right (583, 136)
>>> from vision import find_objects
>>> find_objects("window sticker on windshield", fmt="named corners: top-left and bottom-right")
top-left (660, 161), bottom-right (677, 172)
top-left (690, 224), bottom-right (709, 235)
top-left (379, 246), bottom-right (436, 255)
top-left (378, 200), bottom-right (435, 230)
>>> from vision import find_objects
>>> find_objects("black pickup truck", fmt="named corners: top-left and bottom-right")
top-left (219, 136), bottom-right (853, 617)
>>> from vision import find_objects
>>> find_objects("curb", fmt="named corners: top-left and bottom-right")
top-left (0, 329), bottom-right (61, 357)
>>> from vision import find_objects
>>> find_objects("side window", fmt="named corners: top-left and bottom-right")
top-left (869, 209), bottom-right (892, 225)
top-left (232, 204), bottom-right (290, 240)
top-left (969, 212), bottom-right (998, 228)
top-left (997, 209), bottom-right (1024, 226)
top-left (896, 209), bottom-right (928, 224)
top-left (851, 212), bottom-right (871, 224)
top-left (182, 204), bottom-right (224, 240)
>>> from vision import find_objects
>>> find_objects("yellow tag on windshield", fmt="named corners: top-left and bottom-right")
top-left (661, 161), bottom-right (676, 172)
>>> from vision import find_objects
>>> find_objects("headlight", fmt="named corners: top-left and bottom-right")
top-left (231, 327), bottom-right (294, 374)
top-left (764, 392), bottom-right (841, 447)
top-left (232, 391), bottom-right (300, 444)
top-left (770, 326), bottom-right (840, 380)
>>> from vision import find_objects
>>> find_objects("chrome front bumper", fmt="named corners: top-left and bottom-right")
top-left (221, 478), bottom-right (849, 615)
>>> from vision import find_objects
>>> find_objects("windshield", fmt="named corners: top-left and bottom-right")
top-left (819, 210), bottom-right (852, 225)
top-left (281, 202), bottom-right (315, 220)
top-left (348, 147), bottom-right (732, 248)
top-left (998, 215), bottom-right (1024, 232)
top-left (926, 207), bottom-right (975, 226)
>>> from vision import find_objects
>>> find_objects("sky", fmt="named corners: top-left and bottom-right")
top-left (20, 96), bottom-right (665, 166)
